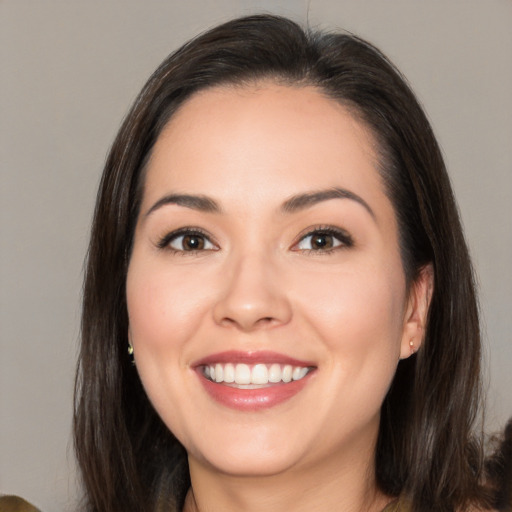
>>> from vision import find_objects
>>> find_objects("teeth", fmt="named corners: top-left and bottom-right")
top-left (293, 366), bottom-right (308, 380)
top-left (215, 363), bottom-right (223, 383)
top-left (203, 362), bottom-right (311, 385)
top-left (234, 363), bottom-right (251, 384)
top-left (223, 363), bottom-right (235, 383)
top-left (268, 363), bottom-right (281, 383)
top-left (251, 364), bottom-right (268, 385)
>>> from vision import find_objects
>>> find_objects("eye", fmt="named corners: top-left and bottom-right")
top-left (159, 229), bottom-right (217, 253)
top-left (293, 227), bottom-right (353, 252)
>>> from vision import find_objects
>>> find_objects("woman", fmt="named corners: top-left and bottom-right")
top-left (74, 15), bottom-right (509, 512)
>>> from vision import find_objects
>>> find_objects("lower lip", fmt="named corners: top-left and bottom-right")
top-left (196, 371), bottom-right (313, 411)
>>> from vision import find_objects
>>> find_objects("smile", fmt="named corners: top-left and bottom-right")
top-left (202, 363), bottom-right (311, 386)
top-left (193, 351), bottom-right (316, 411)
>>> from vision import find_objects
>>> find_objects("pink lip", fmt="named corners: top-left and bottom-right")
top-left (192, 351), bottom-right (316, 412)
top-left (192, 350), bottom-right (315, 367)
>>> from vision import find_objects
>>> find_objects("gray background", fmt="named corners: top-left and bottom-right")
top-left (1, 1), bottom-right (511, 510)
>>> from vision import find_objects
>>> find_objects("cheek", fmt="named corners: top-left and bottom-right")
top-left (125, 259), bottom-right (213, 437)
top-left (316, 269), bottom-right (404, 419)
top-left (126, 260), bottom-right (212, 353)
top-left (292, 262), bottom-right (406, 368)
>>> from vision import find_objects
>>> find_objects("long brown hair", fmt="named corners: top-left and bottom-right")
top-left (75, 15), bottom-right (495, 512)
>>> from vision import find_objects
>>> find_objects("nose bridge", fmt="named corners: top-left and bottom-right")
top-left (213, 245), bottom-right (291, 331)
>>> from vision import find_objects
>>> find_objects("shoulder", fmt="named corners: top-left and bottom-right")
top-left (461, 508), bottom-right (501, 512)
top-left (0, 495), bottom-right (42, 512)
top-left (381, 500), bottom-right (405, 512)
top-left (383, 500), bottom-right (505, 512)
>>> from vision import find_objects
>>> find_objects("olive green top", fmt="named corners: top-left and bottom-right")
top-left (382, 499), bottom-right (409, 512)
top-left (0, 495), bottom-right (41, 512)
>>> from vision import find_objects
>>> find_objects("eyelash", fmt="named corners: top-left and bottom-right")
top-left (157, 228), bottom-right (217, 254)
top-left (157, 225), bottom-right (353, 255)
top-left (292, 225), bottom-right (354, 254)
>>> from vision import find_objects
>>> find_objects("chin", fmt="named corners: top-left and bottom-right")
top-left (182, 420), bottom-right (310, 477)
top-left (192, 444), bottom-right (301, 477)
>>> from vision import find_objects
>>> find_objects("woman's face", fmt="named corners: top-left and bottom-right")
top-left (127, 83), bottom-right (426, 478)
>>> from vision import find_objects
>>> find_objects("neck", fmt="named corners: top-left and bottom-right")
top-left (183, 427), bottom-right (391, 512)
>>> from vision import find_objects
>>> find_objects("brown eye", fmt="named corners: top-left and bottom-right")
top-left (166, 231), bottom-right (216, 252)
top-left (182, 234), bottom-right (205, 251)
top-left (310, 233), bottom-right (334, 250)
top-left (294, 228), bottom-right (353, 252)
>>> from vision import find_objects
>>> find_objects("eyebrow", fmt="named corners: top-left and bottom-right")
top-left (145, 194), bottom-right (221, 217)
top-left (144, 187), bottom-right (375, 219)
top-left (281, 187), bottom-right (375, 219)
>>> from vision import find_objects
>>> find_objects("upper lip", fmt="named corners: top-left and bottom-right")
top-left (192, 350), bottom-right (316, 368)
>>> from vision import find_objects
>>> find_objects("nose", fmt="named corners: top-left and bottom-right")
top-left (212, 251), bottom-right (292, 332)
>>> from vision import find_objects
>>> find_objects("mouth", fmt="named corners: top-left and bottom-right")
top-left (193, 351), bottom-right (316, 411)
top-left (201, 363), bottom-right (313, 387)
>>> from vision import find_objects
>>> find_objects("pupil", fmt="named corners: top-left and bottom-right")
top-left (183, 235), bottom-right (203, 250)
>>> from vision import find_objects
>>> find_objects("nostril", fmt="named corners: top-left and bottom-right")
top-left (255, 316), bottom-right (277, 326)
top-left (218, 315), bottom-right (279, 331)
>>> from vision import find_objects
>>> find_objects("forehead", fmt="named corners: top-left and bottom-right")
top-left (142, 83), bottom-right (386, 214)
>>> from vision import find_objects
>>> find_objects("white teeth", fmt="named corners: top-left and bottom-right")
top-left (282, 365), bottom-right (293, 383)
top-left (268, 363), bottom-right (282, 383)
top-left (215, 363), bottom-right (223, 383)
top-left (223, 363), bottom-right (235, 383)
top-left (293, 367), bottom-right (308, 380)
top-left (234, 363), bottom-right (251, 384)
top-left (203, 362), bottom-right (311, 385)
top-left (251, 364), bottom-right (268, 385)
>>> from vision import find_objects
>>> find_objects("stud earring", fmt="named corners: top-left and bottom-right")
top-left (128, 343), bottom-right (135, 364)
top-left (409, 339), bottom-right (416, 355)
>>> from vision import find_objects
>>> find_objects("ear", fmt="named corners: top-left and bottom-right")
top-left (399, 263), bottom-right (434, 360)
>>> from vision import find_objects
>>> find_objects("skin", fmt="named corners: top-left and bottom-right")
top-left (126, 83), bottom-right (433, 512)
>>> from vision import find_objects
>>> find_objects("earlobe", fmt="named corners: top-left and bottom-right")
top-left (127, 327), bottom-right (135, 362)
top-left (399, 263), bottom-right (434, 360)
